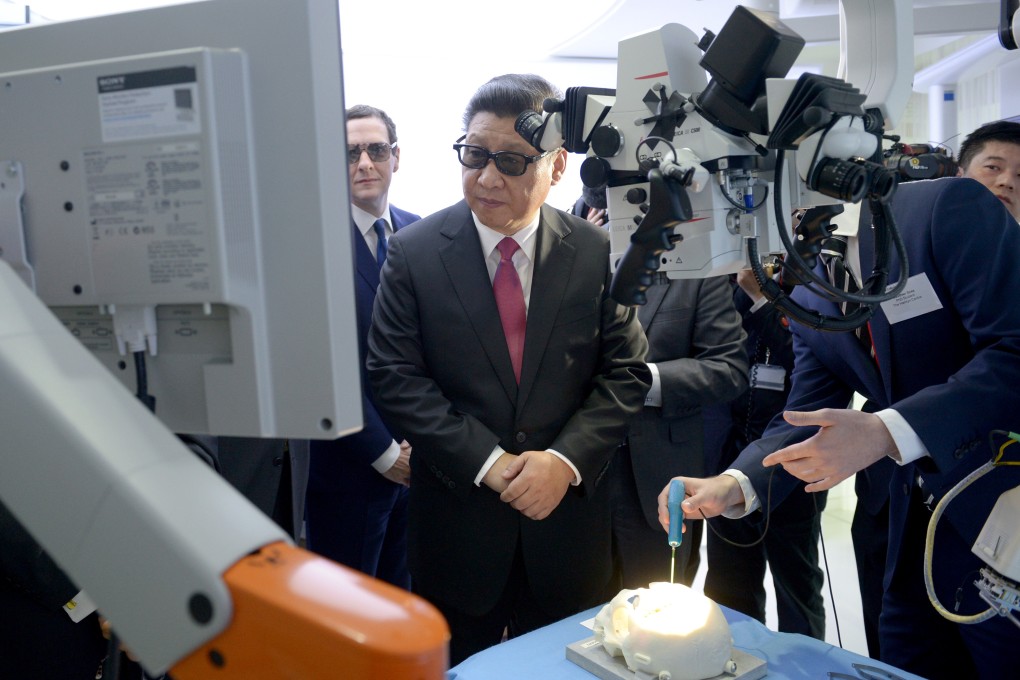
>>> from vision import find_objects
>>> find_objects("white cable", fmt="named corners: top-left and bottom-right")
top-left (924, 460), bottom-right (998, 624)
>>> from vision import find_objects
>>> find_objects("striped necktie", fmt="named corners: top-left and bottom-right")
top-left (822, 236), bottom-right (878, 367)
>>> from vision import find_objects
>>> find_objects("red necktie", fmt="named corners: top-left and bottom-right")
top-left (493, 237), bottom-right (526, 383)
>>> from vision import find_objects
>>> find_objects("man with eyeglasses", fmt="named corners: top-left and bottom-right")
top-left (366, 74), bottom-right (651, 665)
top-left (304, 104), bottom-right (419, 590)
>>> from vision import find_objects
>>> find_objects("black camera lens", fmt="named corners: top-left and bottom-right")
top-left (809, 158), bottom-right (867, 203)
top-left (514, 110), bottom-right (545, 151)
top-left (865, 163), bottom-right (898, 203)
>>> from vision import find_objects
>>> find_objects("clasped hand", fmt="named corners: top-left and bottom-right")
top-left (485, 450), bottom-right (573, 520)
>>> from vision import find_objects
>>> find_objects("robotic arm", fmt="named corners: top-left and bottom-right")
top-left (0, 260), bottom-right (448, 678)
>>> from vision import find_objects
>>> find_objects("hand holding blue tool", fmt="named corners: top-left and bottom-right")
top-left (667, 479), bottom-right (685, 583)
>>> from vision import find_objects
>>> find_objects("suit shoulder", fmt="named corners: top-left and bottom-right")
top-left (390, 203), bottom-right (462, 244)
top-left (896, 176), bottom-right (992, 205)
top-left (547, 205), bottom-right (610, 245)
top-left (390, 205), bottom-right (421, 225)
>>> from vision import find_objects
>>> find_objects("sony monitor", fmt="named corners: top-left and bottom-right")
top-left (0, 0), bottom-right (361, 439)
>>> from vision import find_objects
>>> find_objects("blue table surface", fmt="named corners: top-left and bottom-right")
top-left (449, 604), bottom-right (924, 680)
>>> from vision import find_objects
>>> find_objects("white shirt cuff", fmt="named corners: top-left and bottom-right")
top-left (548, 448), bottom-right (582, 486)
top-left (475, 446), bottom-right (505, 486)
top-left (721, 469), bottom-right (760, 517)
top-left (748, 296), bottom-right (769, 313)
top-left (371, 440), bottom-right (402, 473)
top-left (644, 363), bottom-right (662, 407)
top-left (875, 408), bottom-right (928, 464)
top-left (474, 446), bottom-right (582, 486)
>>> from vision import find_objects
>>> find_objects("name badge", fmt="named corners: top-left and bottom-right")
top-left (880, 273), bottom-right (943, 325)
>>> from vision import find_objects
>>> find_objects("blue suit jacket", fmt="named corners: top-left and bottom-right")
top-left (304, 205), bottom-right (420, 581)
top-left (312, 205), bottom-right (420, 467)
top-left (732, 177), bottom-right (1020, 585)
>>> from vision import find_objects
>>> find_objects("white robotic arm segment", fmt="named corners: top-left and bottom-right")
top-left (837, 0), bottom-right (914, 130)
top-left (0, 260), bottom-right (288, 674)
top-left (1, 257), bottom-right (451, 678)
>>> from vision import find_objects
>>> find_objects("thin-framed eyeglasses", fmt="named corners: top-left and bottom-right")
top-left (348, 142), bottom-right (397, 165)
top-left (452, 135), bottom-right (554, 177)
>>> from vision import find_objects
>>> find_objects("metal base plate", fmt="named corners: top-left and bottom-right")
top-left (566, 636), bottom-right (767, 680)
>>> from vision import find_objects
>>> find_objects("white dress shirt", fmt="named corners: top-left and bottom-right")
top-left (470, 212), bottom-right (582, 487)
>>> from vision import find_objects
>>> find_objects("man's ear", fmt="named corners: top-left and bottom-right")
top-left (392, 146), bottom-right (401, 173)
top-left (550, 148), bottom-right (568, 185)
top-left (956, 164), bottom-right (964, 177)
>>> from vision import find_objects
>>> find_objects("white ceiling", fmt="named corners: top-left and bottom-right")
top-left (9, 0), bottom-right (1007, 56)
top-left (6, 0), bottom-right (1015, 95)
top-left (547, 0), bottom-right (1004, 59)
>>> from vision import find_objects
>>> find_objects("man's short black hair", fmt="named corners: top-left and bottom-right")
top-left (957, 120), bottom-right (1020, 169)
top-left (346, 104), bottom-right (398, 144)
top-left (462, 74), bottom-right (562, 135)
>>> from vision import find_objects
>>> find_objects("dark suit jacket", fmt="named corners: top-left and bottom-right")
top-left (1, 501), bottom-right (106, 678)
top-left (732, 177), bottom-right (1020, 587)
top-left (366, 201), bottom-right (651, 617)
top-left (627, 275), bottom-right (747, 529)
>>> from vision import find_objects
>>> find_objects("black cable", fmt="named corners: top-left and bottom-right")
top-left (720, 180), bottom-right (770, 212)
top-left (815, 493), bottom-right (843, 649)
top-left (133, 350), bottom-right (156, 413)
top-left (700, 466), bottom-right (776, 549)
top-left (770, 150), bottom-right (910, 308)
top-left (103, 633), bottom-right (122, 680)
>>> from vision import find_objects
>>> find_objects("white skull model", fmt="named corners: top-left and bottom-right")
top-left (592, 582), bottom-right (734, 680)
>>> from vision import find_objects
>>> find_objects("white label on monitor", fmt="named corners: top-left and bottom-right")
top-left (84, 142), bottom-right (213, 297)
top-left (97, 66), bottom-right (201, 143)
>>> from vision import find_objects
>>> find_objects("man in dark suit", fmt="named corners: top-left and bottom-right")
top-left (659, 177), bottom-right (1020, 679)
top-left (367, 74), bottom-right (651, 665)
top-left (304, 104), bottom-right (419, 588)
top-left (703, 270), bottom-right (829, 641)
top-left (609, 273), bottom-right (746, 590)
top-left (568, 192), bottom-right (746, 591)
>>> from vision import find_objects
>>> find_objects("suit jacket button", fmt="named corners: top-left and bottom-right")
top-left (515, 431), bottom-right (526, 444)
top-left (435, 469), bottom-right (444, 479)
top-left (954, 449), bottom-right (964, 459)
top-left (272, 457), bottom-right (283, 466)
top-left (447, 480), bottom-right (456, 489)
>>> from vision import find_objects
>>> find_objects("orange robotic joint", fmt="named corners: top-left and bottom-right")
top-left (171, 542), bottom-right (449, 679)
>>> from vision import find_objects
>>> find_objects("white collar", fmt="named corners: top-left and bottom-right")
top-left (352, 202), bottom-right (392, 237)
top-left (472, 211), bottom-right (540, 262)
